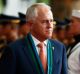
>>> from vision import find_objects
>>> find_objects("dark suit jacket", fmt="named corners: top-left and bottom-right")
top-left (0, 34), bottom-right (68, 74)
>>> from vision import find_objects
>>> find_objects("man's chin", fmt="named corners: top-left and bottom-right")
top-left (46, 35), bottom-right (52, 39)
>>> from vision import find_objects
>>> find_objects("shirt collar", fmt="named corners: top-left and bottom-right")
top-left (31, 34), bottom-right (48, 46)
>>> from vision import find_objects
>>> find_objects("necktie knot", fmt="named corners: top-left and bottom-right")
top-left (37, 42), bottom-right (44, 50)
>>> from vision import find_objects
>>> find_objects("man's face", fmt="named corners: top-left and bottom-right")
top-left (31, 7), bottom-right (54, 41)
top-left (0, 25), bottom-right (3, 36)
top-left (69, 17), bottom-right (80, 36)
top-left (57, 29), bottom-right (66, 41)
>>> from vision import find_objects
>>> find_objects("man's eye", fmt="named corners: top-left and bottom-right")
top-left (50, 19), bottom-right (53, 22)
top-left (41, 20), bottom-right (46, 23)
top-left (41, 20), bottom-right (53, 24)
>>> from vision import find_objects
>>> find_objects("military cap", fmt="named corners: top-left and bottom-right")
top-left (55, 18), bottom-right (71, 29)
top-left (0, 14), bottom-right (20, 24)
top-left (72, 10), bottom-right (80, 18)
top-left (18, 12), bottom-right (26, 26)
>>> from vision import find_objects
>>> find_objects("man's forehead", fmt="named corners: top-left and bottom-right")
top-left (37, 10), bottom-right (53, 19)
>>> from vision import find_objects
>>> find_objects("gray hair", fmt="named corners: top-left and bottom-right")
top-left (26, 3), bottom-right (51, 22)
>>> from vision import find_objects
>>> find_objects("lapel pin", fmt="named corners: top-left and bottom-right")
top-left (52, 47), bottom-right (54, 51)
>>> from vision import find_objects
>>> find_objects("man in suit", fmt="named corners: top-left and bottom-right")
top-left (0, 3), bottom-right (67, 74)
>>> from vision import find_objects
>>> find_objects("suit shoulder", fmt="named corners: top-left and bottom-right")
top-left (49, 39), bottom-right (66, 55)
top-left (49, 39), bottom-right (64, 47)
top-left (8, 38), bottom-right (25, 50)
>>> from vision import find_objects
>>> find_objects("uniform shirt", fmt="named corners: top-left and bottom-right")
top-left (68, 42), bottom-right (80, 74)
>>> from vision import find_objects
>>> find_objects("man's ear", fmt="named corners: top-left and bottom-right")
top-left (27, 21), bottom-right (33, 26)
top-left (27, 21), bottom-right (34, 30)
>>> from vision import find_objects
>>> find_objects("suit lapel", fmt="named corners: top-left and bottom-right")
top-left (51, 41), bottom-right (60, 71)
top-left (22, 34), bottom-right (44, 74)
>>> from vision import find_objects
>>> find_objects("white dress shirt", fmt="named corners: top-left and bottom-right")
top-left (31, 35), bottom-right (48, 58)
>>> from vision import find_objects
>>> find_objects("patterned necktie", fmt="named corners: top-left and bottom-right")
top-left (37, 42), bottom-right (47, 73)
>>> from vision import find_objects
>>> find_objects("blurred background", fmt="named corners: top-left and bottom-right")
top-left (0, 0), bottom-right (80, 18)
top-left (0, 0), bottom-right (80, 55)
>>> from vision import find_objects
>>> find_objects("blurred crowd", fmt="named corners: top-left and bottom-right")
top-left (0, 13), bottom-right (30, 42)
top-left (0, 12), bottom-right (30, 58)
top-left (53, 10), bottom-right (80, 74)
